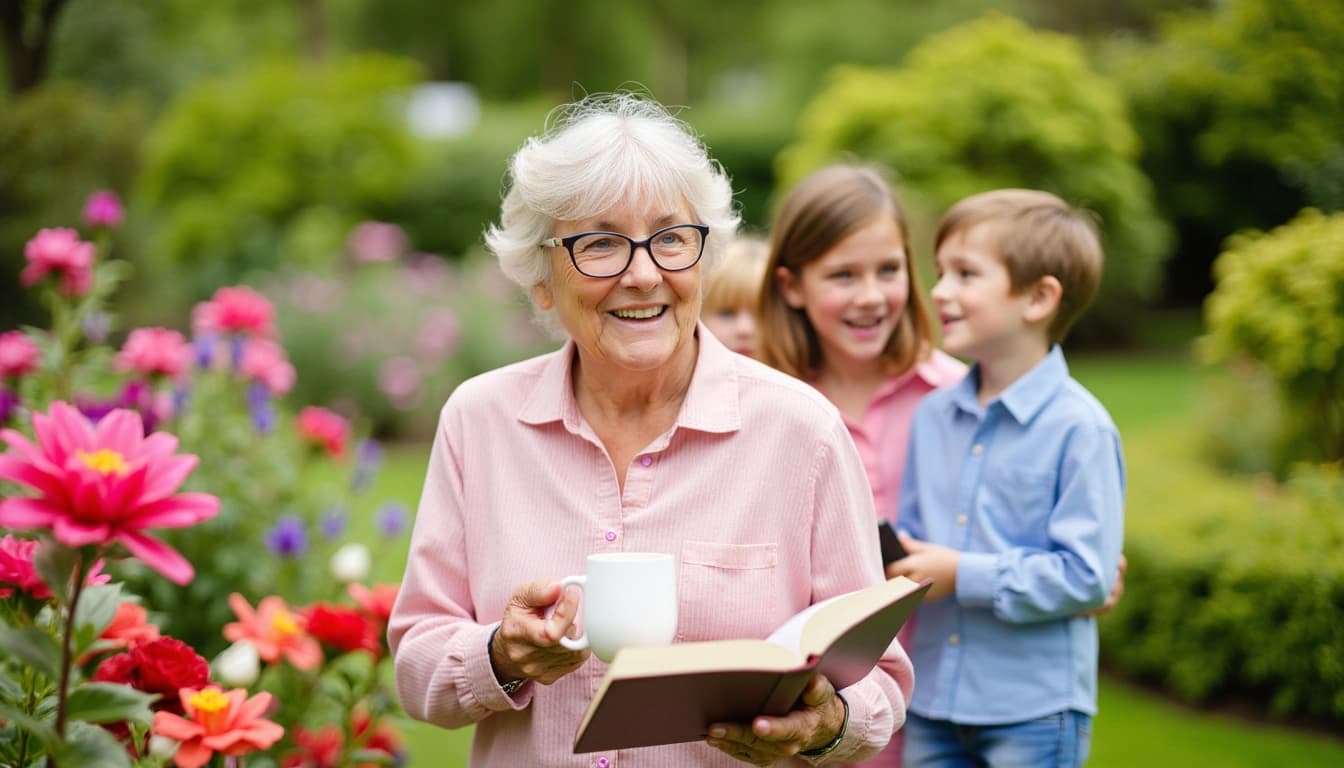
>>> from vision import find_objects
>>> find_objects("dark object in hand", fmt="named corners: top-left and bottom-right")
top-left (877, 520), bottom-right (908, 564)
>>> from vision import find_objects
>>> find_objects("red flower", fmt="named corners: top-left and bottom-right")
top-left (347, 582), bottom-right (398, 625)
top-left (303, 603), bottom-right (381, 656)
top-left (282, 725), bottom-right (342, 768)
top-left (296, 406), bottom-right (348, 458)
top-left (94, 636), bottom-right (211, 741)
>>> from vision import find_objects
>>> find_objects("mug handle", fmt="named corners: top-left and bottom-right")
top-left (557, 574), bottom-right (588, 652)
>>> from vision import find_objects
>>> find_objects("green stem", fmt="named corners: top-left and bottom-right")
top-left (17, 665), bottom-right (37, 767)
top-left (52, 552), bottom-right (91, 751)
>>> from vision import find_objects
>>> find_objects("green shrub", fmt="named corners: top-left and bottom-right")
top-left (262, 250), bottom-right (554, 440)
top-left (1200, 209), bottom-right (1344, 470)
top-left (776, 13), bottom-right (1172, 346)
top-left (0, 83), bottom-right (148, 329)
top-left (134, 54), bottom-right (424, 302)
top-left (1100, 427), bottom-right (1344, 724)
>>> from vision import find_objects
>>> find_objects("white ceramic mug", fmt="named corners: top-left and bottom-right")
top-left (558, 552), bottom-right (677, 663)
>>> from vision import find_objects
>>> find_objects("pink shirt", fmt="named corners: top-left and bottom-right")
top-left (390, 327), bottom-right (913, 767)
top-left (824, 351), bottom-right (968, 525)
top-left (820, 350), bottom-right (965, 768)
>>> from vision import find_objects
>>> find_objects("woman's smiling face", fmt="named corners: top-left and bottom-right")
top-left (533, 198), bottom-right (704, 380)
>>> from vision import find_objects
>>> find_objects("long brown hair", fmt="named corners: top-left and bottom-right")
top-left (757, 164), bottom-right (935, 380)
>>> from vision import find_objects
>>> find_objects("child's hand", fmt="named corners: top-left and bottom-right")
top-left (889, 533), bottom-right (960, 602)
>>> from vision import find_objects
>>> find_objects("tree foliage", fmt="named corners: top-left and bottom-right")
top-left (1106, 0), bottom-right (1344, 301)
top-left (1201, 209), bottom-right (1344, 469)
top-left (134, 54), bottom-right (424, 305)
top-left (777, 14), bottom-right (1171, 346)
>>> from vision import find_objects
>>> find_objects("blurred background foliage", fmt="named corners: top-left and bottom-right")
top-left (2, 0), bottom-right (1343, 741)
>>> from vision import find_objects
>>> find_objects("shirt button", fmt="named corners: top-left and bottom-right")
top-left (956, 514), bottom-right (968, 525)
top-left (949, 633), bottom-right (960, 646)
top-left (597, 758), bottom-right (610, 768)
top-left (604, 530), bottom-right (617, 542)
top-left (640, 455), bottom-right (653, 467)
top-left (971, 444), bottom-right (984, 455)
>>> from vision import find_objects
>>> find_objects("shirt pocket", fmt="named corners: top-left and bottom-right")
top-left (676, 540), bottom-right (779, 642)
top-left (981, 465), bottom-right (1056, 545)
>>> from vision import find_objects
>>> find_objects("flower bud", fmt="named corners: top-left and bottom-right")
top-left (330, 542), bottom-right (371, 583)
top-left (214, 640), bottom-right (260, 687)
top-left (148, 735), bottom-right (179, 759)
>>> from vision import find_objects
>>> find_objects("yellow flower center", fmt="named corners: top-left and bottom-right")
top-left (77, 449), bottom-right (129, 476)
top-left (188, 687), bottom-right (231, 734)
top-left (270, 609), bottom-right (299, 638)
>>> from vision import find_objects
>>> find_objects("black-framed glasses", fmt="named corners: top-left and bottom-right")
top-left (540, 224), bottom-right (709, 278)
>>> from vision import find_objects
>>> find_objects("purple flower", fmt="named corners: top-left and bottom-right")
top-left (229, 335), bottom-right (245, 372)
top-left (319, 506), bottom-right (348, 540)
top-left (82, 189), bottom-right (124, 230)
top-left (375, 501), bottom-right (409, 538)
top-left (246, 381), bottom-right (275, 434)
top-left (82, 311), bottom-right (111, 343)
top-left (0, 388), bottom-right (17, 424)
top-left (351, 439), bottom-right (383, 492)
top-left (265, 515), bottom-right (307, 558)
top-left (193, 334), bottom-right (217, 370)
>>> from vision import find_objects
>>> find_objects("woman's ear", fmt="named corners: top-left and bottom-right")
top-left (1023, 275), bottom-right (1062, 325)
top-left (775, 265), bottom-right (805, 309)
top-left (531, 281), bottom-right (554, 311)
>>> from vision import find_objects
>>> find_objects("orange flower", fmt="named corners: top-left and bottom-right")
top-left (152, 685), bottom-right (284, 768)
top-left (347, 582), bottom-right (398, 624)
top-left (101, 601), bottom-right (162, 650)
top-left (222, 593), bottom-right (321, 670)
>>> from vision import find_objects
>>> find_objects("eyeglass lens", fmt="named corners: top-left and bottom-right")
top-left (572, 225), bottom-right (703, 277)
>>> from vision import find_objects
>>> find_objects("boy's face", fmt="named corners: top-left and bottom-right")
top-left (931, 223), bottom-right (1041, 364)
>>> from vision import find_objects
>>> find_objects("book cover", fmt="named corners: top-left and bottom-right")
top-left (572, 575), bottom-right (931, 753)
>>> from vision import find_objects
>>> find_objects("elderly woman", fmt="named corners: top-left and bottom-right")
top-left (389, 93), bottom-right (912, 767)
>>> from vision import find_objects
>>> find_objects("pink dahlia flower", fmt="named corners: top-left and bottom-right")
top-left (191, 286), bottom-right (276, 338)
top-left (22, 228), bottom-right (94, 296)
top-left (82, 189), bottom-right (125, 230)
top-left (296, 406), bottom-right (348, 458)
top-left (223, 592), bottom-right (322, 670)
top-left (240, 339), bottom-right (296, 396)
top-left (0, 331), bottom-right (42, 379)
top-left (115, 327), bottom-right (193, 380)
top-left (0, 402), bottom-right (219, 585)
top-left (0, 533), bottom-right (110, 599)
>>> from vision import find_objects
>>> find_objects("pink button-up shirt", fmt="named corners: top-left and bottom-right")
top-left (824, 351), bottom-right (968, 525)
top-left (390, 327), bottom-right (913, 767)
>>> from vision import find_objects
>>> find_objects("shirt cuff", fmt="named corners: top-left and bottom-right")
top-left (469, 622), bottom-right (530, 711)
top-left (955, 552), bottom-right (999, 608)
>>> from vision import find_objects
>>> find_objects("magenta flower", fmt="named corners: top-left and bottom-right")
top-left (191, 286), bottom-right (276, 338)
top-left (0, 402), bottom-right (219, 585)
top-left (115, 327), bottom-right (193, 380)
top-left (0, 331), bottom-right (42, 379)
top-left (82, 190), bottom-right (125, 230)
top-left (22, 228), bottom-right (94, 297)
top-left (239, 339), bottom-right (295, 396)
top-left (296, 406), bottom-right (349, 458)
top-left (0, 533), bottom-right (110, 599)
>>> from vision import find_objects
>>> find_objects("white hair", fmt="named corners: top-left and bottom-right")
top-left (484, 93), bottom-right (740, 328)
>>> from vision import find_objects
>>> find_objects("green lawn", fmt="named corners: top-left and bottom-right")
top-left (363, 335), bottom-right (1344, 766)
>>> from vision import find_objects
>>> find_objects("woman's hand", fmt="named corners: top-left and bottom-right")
top-left (706, 673), bottom-right (845, 765)
top-left (491, 580), bottom-right (590, 685)
top-left (1081, 553), bottom-right (1127, 617)
top-left (888, 533), bottom-right (960, 602)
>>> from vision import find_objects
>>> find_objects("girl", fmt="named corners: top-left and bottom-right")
top-left (701, 233), bottom-right (770, 357)
top-left (757, 164), bottom-right (966, 767)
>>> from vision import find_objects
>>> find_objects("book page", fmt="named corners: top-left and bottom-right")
top-left (764, 592), bottom-right (846, 653)
top-left (606, 638), bottom-right (804, 678)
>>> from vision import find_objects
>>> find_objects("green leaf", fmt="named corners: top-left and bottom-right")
top-left (71, 584), bottom-right (123, 654)
top-left (33, 541), bottom-right (80, 606)
top-left (0, 700), bottom-right (58, 745)
top-left (0, 623), bottom-right (62, 680)
top-left (50, 721), bottom-right (133, 768)
top-left (65, 682), bottom-right (158, 725)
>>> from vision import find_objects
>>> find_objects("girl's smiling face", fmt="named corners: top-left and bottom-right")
top-left (777, 215), bottom-right (910, 376)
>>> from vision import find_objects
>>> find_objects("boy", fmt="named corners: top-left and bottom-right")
top-left (889, 189), bottom-right (1125, 767)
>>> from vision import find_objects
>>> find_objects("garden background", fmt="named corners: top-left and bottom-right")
top-left (2, 0), bottom-right (1341, 766)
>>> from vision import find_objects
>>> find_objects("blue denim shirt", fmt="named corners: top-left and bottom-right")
top-left (895, 346), bottom-right (1125, 724)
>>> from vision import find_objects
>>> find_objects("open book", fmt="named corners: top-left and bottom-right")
top-left (572, 575), bottom-right (931, 753)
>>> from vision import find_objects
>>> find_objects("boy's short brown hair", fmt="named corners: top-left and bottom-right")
top-left (935, 189), bottom-right (1103, 344)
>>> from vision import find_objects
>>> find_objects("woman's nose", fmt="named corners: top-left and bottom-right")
top-left (621, 243), bottom-right (663, 289)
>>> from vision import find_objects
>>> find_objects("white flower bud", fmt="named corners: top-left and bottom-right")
top-left (148, 735), bottom-right (179, 759)
top-left (214, 640), bottom-right (260, 687)
top-left (330, 542), bottom-right (371, 583)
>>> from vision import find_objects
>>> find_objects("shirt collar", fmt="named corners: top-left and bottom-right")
top-left (948, 346), bottom-right (1069, 424)
top-left (516, 322), bottom-right (741, 434)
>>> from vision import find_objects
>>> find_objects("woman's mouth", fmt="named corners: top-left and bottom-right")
top-left (611, 306), bottom-right (666, 320)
